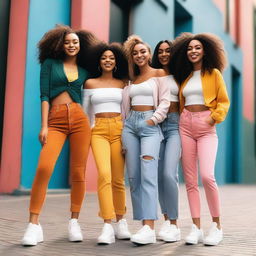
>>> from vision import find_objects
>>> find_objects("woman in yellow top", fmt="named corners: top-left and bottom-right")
top-left (170, 33), bottom-right (230, 246)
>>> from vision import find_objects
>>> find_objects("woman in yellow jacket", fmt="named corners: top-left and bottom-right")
top-left (170, 33), bottom-right (230, 246)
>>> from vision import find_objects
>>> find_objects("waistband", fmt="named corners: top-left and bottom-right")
top-left (95, 114), bottom-right (122, 122)
top-left (50, 102), bottom-right (81, 111)
top-left (182, 108), bottom-right (211, 116)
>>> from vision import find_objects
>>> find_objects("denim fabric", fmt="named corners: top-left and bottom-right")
top-left (122, 110), bottom-right (163, 220)
top-left (158, 112), bottom-right (181, 220)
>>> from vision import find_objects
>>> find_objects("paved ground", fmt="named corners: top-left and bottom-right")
top-left (0, 185), bottom-right (256, 256)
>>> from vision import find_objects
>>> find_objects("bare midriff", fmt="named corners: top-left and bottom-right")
top-left (168, 102), bottom-right (179, 113)
top-left (51, 91), bottom-right (73, 105)
top-left (131, 105), bottom-right (154, 111)
top-left (185, 104), bottom-right (209, 112)
top-left (95, 112), bottom-right (121, 118)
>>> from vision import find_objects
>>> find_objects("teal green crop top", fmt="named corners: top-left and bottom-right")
top-left (40, 58), bottom-right (88, 104)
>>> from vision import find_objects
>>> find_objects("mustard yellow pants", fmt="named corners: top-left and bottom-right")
top-left (91, 115), bottom-right (126, 220)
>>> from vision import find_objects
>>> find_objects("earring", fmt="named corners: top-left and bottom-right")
top-left (98, 65), bottom-right (102, 72)
top-left (114, 66), bottom-right (117, 72)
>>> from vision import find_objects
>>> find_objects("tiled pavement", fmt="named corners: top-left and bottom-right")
top-left (0, 185), bottom-right (256, 256)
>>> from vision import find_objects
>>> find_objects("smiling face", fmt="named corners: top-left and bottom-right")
top-left (132, 43), bottom-right (151, 67)
top-left (99, 50), bottom-right (116, 73)
top-left (187, 39), bottom-right (204, 70)
top-left (63, 33), bottom-right (80, 57)
top-left (158, 42), bottom-right (171, 67)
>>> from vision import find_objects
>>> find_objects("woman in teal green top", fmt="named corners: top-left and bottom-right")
top-left (22, 25), bottom-right (98, 246)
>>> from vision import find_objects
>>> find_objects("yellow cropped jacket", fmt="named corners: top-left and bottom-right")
top-left (179, 69), bottom-right (230, 123)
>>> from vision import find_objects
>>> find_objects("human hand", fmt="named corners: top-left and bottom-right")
top-left (205, 115), bottom-right (215, 126)
top-left (39, 127), bottom-right (48, 146)
top-left (146, 119), bottom-right (155, 126)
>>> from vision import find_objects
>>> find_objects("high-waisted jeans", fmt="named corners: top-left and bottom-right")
top-left (91, 115), bottom-right (126, 220)
top-left (179, 108), bottom-right (220, 218)
top-left (158, 112), bottom-right (181, 220)
top-left (122, 110), bottom-right (163, 220)
top-left (29, 103), bottom-right (91, 214)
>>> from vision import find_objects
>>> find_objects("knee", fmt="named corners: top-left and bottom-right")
top-left (185, 180), bottom-right (198, 191)
top-left (98, 171), bottom-right (111, 185)
top-left (129, 178), bottom-right (139, 192)
top-left (35, 165), bottom-right (53, 180)
top-left (201, 174), bottom-right (216, 186)
top-left (72, 168), bottom-right (85, 182)
top-left (141, 155), bottom-right (155, 161)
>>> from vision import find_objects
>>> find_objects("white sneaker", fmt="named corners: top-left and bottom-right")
top-left (204, 222), bottom-right (223, 246)
top-left (68, 219), bottom-right (83, 242)
top-left (97, 223), bottom-right (115, 244)
top-left (22, 223), bottom-right (44, 246)
top-left (185, 224), bottom-right (204, 245)
top-left (131, 225), bottom-right (156, 245)
top-left (162, 224), bottom-right (181, 242)
top-left (115, 219), bottom-right (131, 240)
top-left (158, 220), bottom-right (171, 240)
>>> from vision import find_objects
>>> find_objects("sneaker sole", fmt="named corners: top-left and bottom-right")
top-left (164, 235), bottom-right (181, 243)
top-left (97, 237), bottom-right (115, 245)
top-left (131, 238), bottom-right (156, 245)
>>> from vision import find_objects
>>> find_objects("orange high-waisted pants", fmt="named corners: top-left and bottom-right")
top-left (29, 103), bottom-right (91, 214)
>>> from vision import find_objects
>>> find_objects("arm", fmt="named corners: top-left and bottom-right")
top-left (39, 59), bottom-right (51, 145)
top-left (39, 101), bottom-right (50, 145)
top-left (150, 77), bottom-right (170, 125)
top-left (82, 87), bottom-right (94, 127)
top-left (210, 69), bottom-right (230, 123)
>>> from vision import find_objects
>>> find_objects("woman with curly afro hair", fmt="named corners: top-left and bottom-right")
top-left (82, 42), bottom-right (131, 244)
top-left (22, 25), bottom-right (98, 246)
top-left (170, 33), bottom-right (230, 246)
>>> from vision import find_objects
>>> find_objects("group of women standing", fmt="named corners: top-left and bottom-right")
top-left (22, 25), bottom-right (230, 248)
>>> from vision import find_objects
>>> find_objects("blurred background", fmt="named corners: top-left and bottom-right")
top-left (0, 0), bottom-right (255, 194)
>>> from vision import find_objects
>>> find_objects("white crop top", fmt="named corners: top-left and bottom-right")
top-left (165, 75), bottom-right (179, 102)
top-left (84, 88), bottom-right (122, 114)
top-left (183, 70), bottom-right (205, 106)
top-left (130, 80), bottom-right (154, 106)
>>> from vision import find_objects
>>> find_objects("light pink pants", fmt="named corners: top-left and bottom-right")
top-left (179, 108), bottom-right (220, 218)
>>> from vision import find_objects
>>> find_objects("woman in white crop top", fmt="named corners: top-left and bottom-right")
top-left (82, 43), bottom-right (131, 244)
top-left (170, 33), bottom-right (230, 246)
top-left (122, 35), bottom-right (170, 245)
top-left (151, 40), bottom-right (181, 242)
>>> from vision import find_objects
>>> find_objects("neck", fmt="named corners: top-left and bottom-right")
top-left (193, 62), bottom-right (202, 71)
top-left (101, 71), bottom-right (113, 79)
top-left (163, 65), bottom-right (170, 75)
top-left (64, 55), bottom-right (77, 65)
top-left (139, 63), bottom-right (152, 75)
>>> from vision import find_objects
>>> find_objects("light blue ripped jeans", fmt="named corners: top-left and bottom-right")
top-left (158, 112), bottom-right (181, 220)
top-left (122, 110), bottom-right (163, 220)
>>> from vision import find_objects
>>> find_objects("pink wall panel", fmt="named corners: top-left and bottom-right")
top-left (239, 1), bottom-right (254, 121)
top-left (71, 0), bottom-right (110, 42)
top-left (214, 0), bottom-right (255, 121)
top-left (0, 0), bottom-right (29, 193)
top-left (71, 0), bottom-right (110, 191)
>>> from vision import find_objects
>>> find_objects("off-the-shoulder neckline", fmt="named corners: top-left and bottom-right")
top-left (83, 87), bottom-right (123, 90)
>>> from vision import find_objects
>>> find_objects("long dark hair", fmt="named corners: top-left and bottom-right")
top-left (38, 24), bottom-right (98, 70)
top-left (152, 40), bottom-right (172, 69)
top-left (169, 32), bottom-right (227, 84)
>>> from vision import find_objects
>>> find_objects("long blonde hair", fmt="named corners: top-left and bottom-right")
top-left (123, 35), bottom-right (152, 80)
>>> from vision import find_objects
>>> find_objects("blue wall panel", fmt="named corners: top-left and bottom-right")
top-left (21, 0), bottom-right (71, 189)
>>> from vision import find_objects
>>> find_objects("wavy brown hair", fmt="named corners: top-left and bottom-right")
top-left (123, 35), bottom-right (152, 80)
top-left (169, 32), bottom-right (227, 84)
top-left (38, 24), bottom-right (98, 70)
top-left (87, 42), bottom-right (128, 80)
